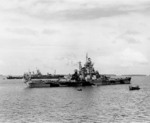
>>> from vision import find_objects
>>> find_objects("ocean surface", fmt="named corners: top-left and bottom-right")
top-left (0, 76), bottom-right (150, 123)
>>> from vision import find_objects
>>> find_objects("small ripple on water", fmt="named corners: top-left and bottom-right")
top-left (0, 77), bottom-right (150, 122)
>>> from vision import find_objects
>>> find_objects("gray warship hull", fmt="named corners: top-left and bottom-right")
top-left (25, 77), bottom-right (131, 88)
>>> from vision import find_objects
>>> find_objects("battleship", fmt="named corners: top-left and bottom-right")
top-left (23, 55), bottom-right (131, 88)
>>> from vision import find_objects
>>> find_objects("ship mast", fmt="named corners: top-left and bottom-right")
top-left (86, 53), bottom-right (88, 62)
top-left (79, 62), bottom-right (82, 71)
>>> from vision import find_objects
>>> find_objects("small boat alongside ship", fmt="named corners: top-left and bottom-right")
top-left (23, 55), bottom-right (131, 88)
top-left (129, 85), bottom-right (140, 91)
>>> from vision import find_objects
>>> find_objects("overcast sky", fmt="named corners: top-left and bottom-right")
top-left (0, 0), bottom-right (150, 75)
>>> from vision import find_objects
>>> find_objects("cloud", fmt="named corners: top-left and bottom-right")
top-left (0, 0), bottom-right (150, 75)
top-left (56, 53), bottom-right (79, 66)
top-left (136, 2), bottom-right (150, 15)
top-left (124, 30), bottom-right (139, 35)
top-left (6, 28), bottom-right (38, 36)
top-left (1, 0), bottom-right (150, 21)
top-left (120, 48), bottom-right (148, 67)
top-left (0, 37), bottom-right (37, 48)
top-left (118, 36), bottom-right (139, 44)
top-left (19, 4), bottom-right (135, 21)
top-left (114, 30), bottom-right (140, 44)
top-left (59, 7), bottom-right (128, 21)
top-left (42, 29), bottom-right (58, 35)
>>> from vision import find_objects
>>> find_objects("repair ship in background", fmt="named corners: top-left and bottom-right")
top-left (23, 55), bottom-right (131, 88)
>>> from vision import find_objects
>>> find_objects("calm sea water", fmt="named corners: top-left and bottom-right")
top-left (0, 76), bottom-right (150, 123)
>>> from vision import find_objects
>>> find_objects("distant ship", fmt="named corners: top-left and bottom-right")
top-left (23, 55), bottom-right (131, 88)
top-left (24, 69), bottom-right (64, 79)
top-left (7, 75), bottom-right (23, 79)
